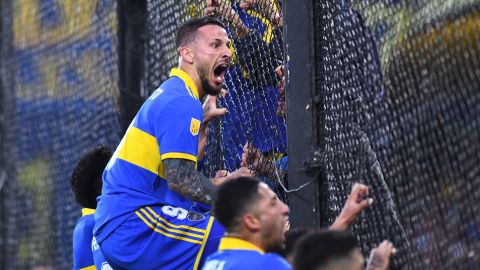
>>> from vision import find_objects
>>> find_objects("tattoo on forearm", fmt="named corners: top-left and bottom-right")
top-left (163, 159), bottom-right (215, 204)
top-left (367, 254), bottom-right (386, 270)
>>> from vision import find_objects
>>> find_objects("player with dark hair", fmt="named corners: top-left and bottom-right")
top-left (94, 17), bottom-right (253, 270)
top-left (293, 230), bottom-right (362, 270)
top-left (70, 146), bottom-right (113, 270)
top-left (203, 176), bottom-right (292, 270)
top-left (203, 177), bottom-right (377, 270)
top-left (203, 177), bottom-right (373, 270)
top-left (281, 227), bottom-right (309, 263)
top-left (293, 230), bottom-right (396, 270)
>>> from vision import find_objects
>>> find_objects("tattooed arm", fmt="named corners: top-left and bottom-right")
top-left (366, 240), bottom-right (396, 270)
top-left (164, 158), bottom-right (255, 204)
top-left (164, 158), bottom-right (215, 204)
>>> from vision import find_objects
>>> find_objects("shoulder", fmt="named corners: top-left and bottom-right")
top-left (262, 253), bottom-right (292, 269)
top-left (144, 87), bottom-right (201, 125)
top-left (150, 77), bottom-right (201, 109)
top-left (73, 215), bottom-right (95, 239)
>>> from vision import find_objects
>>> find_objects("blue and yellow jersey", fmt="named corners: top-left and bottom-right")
top-left (73, 208), bottom-right (96, 270)
top-left (202, 237), bottom-right (292, 270)
top-left (94, 68), bottom-right (203, 243)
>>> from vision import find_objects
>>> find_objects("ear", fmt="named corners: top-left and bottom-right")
top-left (179, 47), bottom-right (194, 64)
top-left (243, 214), bottom-right (261, 232)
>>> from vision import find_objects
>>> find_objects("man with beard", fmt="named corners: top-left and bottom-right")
top-left (203, 178), bottom-right (375, 270)
top-left (94, 17), bottom-right (253, 270)
top-left (203, 177), bottom-right (292, 270)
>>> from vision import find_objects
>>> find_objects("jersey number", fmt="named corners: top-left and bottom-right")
top-left (161, 205), bottom-right (188, 220)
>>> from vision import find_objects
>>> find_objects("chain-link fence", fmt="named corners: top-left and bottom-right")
top-left (144, 0), bottom-right (288, 199)
top-left (1, 0), bottom-right (479, 269)
top-left (311, 0), bottom-right (480, 268)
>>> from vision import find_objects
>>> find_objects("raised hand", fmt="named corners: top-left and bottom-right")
top-left (330, 183), bottom-right (373, 230)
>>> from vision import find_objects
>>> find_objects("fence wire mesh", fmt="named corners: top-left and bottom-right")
top-left (0, 0), bottom-right (479, 269)
top-left (144, 0), bottom-right (288, 199)
top-left (313, 0), bottom-right (480, 269)
top-left (0, 0), bottom-right (122, 269)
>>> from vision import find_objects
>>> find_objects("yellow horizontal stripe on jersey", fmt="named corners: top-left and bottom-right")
top-left (169, 68), bottom-right (199, 100)
top-left (161, 152), bottom-right (197, 163)
top-left (145, 206), bottom-right (206, 233)
top-left (82, 208), bottom-right (95, 216)
top-left (139, 208), bottom-right (204, 239)
top-left (117, 126), bottom-right (166, 178)
top-left (135, 211), bottom-right (203, 245)
top-left (80, 265), bottom-right (96, 270)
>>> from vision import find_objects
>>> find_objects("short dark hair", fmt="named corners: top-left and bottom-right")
top-left (175, 17), bottom-right (225, 49)
top-left (70, 146), bottom-right (113, 209)
top-left (293, 230), bottom-right (358, 270)
top-left (213, 177), bottom-right (261, 232)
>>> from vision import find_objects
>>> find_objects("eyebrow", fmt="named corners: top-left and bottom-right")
top-left (211, 38), bottom-right (230, 45)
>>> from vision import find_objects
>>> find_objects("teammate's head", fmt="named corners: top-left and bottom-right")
top-left (293, 230), bottom-right (364, 270)
top-left (213, 177), bottom-right (290, 252)
top-left (176, 17), bottom-right (232, 97)
top-left (281, 227), bottom-right (310, 263)
top-left (70, 146), bottom-right (112, 209)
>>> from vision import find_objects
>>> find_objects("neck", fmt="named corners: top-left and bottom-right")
top-left (178, 64), bottom-right (206, 100)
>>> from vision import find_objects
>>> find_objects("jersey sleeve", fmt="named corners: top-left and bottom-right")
top-left (155, 95), bottom-right (202, 163)
top-left (73, 218), bottom-right (96, 270)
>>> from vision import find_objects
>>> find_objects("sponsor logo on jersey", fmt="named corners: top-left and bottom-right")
top-left (92, 237), bottom-right (100, 251)
top-left (187, 211), bottom-right (205, 221)
top-left (150, 88), bottom-right (164, 100)
top-left (203, 260), bottom-right (226, 270)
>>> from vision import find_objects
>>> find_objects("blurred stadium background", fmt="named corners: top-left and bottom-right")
top-left (0, 0), bottom-right (479, 269)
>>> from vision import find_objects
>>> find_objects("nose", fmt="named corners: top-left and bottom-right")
top-left (223, 44), bottom-right (233, 61)
top-left (280, 201), bottom-right (289, 215)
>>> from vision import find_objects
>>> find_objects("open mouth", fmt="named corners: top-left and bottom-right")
top-left (213, 63), bottom-right (229, 85)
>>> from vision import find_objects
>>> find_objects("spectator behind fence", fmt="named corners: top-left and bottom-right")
top-left (70, 146), bottom-right (112, 270)
top-left (94, 17), bottom-right (254, 270)
top-left (293, 230), bottom-right (396, 270)
top-left (204, 0), bottom-right (287, 180)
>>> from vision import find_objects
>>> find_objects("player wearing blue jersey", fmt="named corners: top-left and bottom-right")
top-left (293, 230), bottom-right (396, 270)
top-left (203, 177), bottom-right (378, 270)
top-left (94, 17), bottom-right (253, 270)
top-left (202, 177), bottom-right (292, 270)
top-left (70, 146), bottom-right (112, 270)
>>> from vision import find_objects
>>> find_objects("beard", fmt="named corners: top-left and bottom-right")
top-left (263, 228), bottom-right (286, 254)
top-left (199, 67), bottom-right (222, 96)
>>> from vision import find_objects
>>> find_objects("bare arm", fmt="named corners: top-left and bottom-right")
top-left (164, 158), bottom-right (255, 204)
top-left (329, 183), bottom-right (373, 230)
top-left (164, 158), bottom-right (215, 204)
top-left (366, 240), bottom-right (396, 270)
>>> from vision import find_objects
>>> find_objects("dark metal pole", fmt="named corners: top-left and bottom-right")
top-left (283, 0), bottom-right (320, 228)
top-left (118, 0), bottom-right (147, 130)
